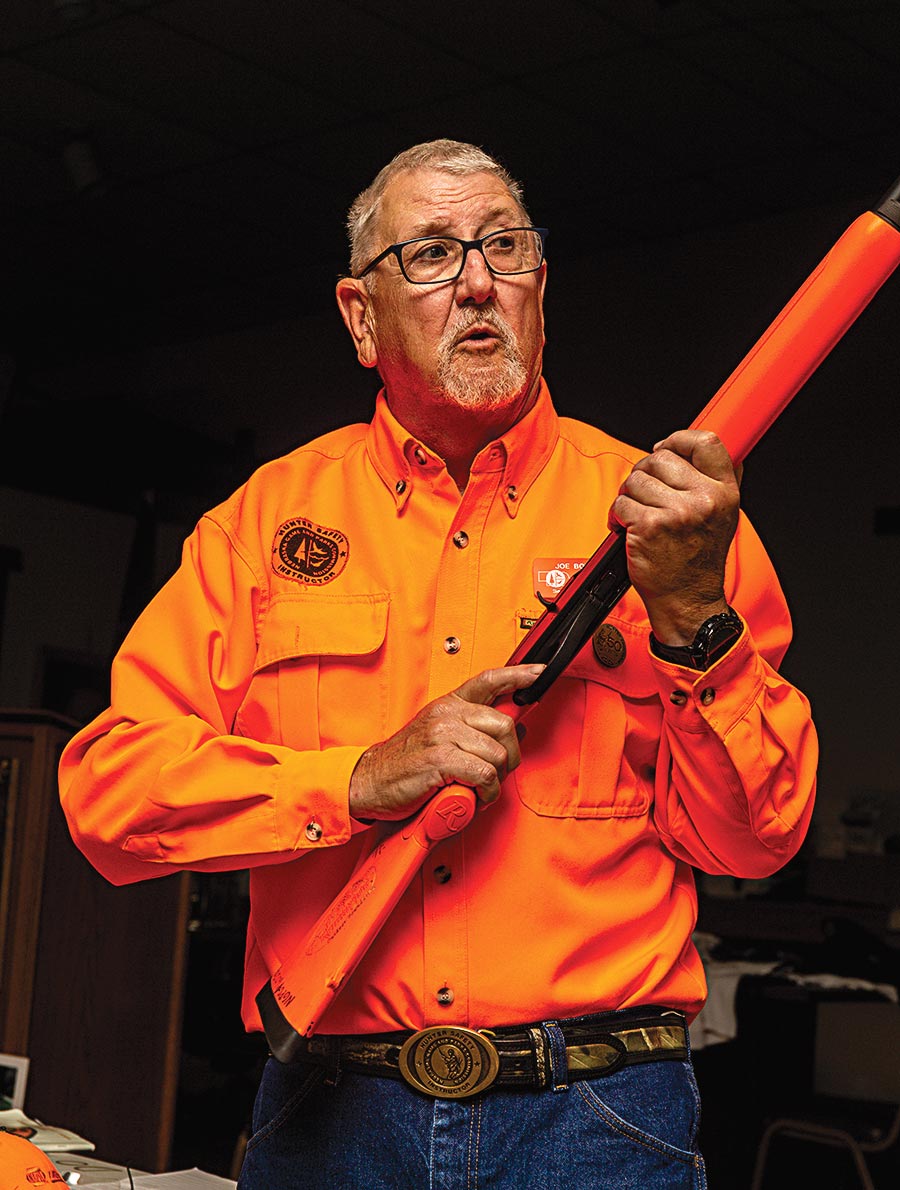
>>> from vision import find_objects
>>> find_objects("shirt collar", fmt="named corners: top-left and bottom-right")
top-left (366, 379), bottom-right (560, 515)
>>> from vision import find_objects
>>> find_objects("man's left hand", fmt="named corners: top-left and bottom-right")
top-left (608, 429), bottom-right (741, 644)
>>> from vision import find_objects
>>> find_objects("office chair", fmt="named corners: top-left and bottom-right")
top-left (750, 999), bottom-right (900, 1190)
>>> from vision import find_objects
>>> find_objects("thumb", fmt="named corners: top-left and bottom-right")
top-left (454, 664), bottom-right (546, 707)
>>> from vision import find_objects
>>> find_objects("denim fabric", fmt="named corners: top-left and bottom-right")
top-left (238, 1028), bottom-right (707, 1189)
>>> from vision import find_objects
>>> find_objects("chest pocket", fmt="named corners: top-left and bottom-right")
top-left (512, 613), bottom-right (659, 818)
top-left (235, 592), bottom-right (390, 751)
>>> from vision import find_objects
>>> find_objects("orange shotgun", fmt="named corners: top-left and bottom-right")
top-left (258, 175), bottom-right (900, 1059)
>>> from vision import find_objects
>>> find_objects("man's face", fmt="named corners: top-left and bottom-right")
top-left (347, 167), bottom-right (546, 441)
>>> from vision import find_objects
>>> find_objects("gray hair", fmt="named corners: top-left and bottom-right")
top-left (346, 139), bottom-right (529, 282)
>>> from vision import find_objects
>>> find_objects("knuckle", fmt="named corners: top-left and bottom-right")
top-left (474, 760), bottom-right (499, 788)
top-left (486, 739), bottom-right (507, 767)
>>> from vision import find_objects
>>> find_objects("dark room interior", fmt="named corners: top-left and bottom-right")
top-left (1, 1), bottom-right (900, 1186)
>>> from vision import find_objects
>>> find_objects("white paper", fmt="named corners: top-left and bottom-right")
top-left (116, 1171), bottom-right (236, 1189)
top-left (0, 1107), bottom-right (94, 1151)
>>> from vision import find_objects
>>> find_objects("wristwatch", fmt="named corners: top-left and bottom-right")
top-left (650, 607), bottom-right (744, 671)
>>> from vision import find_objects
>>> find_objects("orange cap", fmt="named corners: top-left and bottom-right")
top-left (0, 1131), bottom-right (66, 1185)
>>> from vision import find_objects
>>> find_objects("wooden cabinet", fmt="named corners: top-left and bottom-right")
top-left (0, 711), bottom-right (190, 1172)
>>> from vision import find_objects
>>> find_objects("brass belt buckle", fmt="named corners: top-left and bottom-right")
top-left (399, 1026), bottom-right (501, 1099)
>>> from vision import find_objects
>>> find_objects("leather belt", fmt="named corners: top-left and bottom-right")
top-left (281, 1008), bottom-right (688, 1099)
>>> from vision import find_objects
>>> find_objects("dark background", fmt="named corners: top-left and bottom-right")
top-left (2, 0), bottom-right (899, 499)
top-left (1, 1), bottom-right (899, 1185)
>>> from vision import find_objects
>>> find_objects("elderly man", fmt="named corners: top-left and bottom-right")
top-left (59, 140), bottom-right (817, 1188)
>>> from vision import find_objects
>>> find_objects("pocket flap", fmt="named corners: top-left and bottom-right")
top-left (563, 609), bottom-right (656, 699)
top-left (255, 593), bottom-right (389, 671)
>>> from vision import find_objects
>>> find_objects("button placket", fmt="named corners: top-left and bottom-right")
top-left (421, 473), bottom-right (501, 1025)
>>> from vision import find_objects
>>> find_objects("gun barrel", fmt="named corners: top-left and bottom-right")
top-left (693, 208), bottom-right (900, 464)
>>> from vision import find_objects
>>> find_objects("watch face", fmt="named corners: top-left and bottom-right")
top-left (698, 610), bottom-right (744, 666)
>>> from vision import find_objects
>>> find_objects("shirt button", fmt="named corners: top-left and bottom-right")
top-left (305, 821), bottom-right (323, 842)
top-left (414, 447), bottom-right (427, 465)
top-left (433, 865), bottom-right (452, 884)
top-left (506, 484), bottom-right (518, 501)
top-left (395, 479), bottom-right (407, 494)
top-left (669, 690), bottom-right (688, 706)
top-left (436, 986), bottom-right (454, 1005)
top-left (452, 531), bottom-right (469, 549)
top-left (700, 687), bottom-right (716, 705)
top-left (444, 636), bottom-right (461, 654)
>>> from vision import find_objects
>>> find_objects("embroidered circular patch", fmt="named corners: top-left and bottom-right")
top-left (272, 517), bottom-right (349, 585)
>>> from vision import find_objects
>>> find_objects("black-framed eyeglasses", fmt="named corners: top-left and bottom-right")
top-left (356, 226), bottom-right (548, 285)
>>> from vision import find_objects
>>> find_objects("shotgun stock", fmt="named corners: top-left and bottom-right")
top-left (258, 177), bottom-right (900, 1056)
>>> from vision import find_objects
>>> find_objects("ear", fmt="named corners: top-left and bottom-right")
top-left (537, 260), bottom-right (548, 345)
top-left (336, 277), bottom-right (378, 369)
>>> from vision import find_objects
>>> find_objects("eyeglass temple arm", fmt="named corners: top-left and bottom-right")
top-left (257, 174), bottom-right (900, 1057)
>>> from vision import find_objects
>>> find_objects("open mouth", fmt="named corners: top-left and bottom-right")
top-left (457, 326), bottom-right (500, 347)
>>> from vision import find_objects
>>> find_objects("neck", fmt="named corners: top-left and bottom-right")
top-left (389, 375), bottom-right (542, 491)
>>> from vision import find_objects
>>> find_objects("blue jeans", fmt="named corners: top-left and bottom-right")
top-left (238, 1021), bottom-right (707, 1189)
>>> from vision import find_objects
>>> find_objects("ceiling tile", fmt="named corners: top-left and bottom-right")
top-left (0, 57), bottom-right (227, 200)
top-left (0, 131), bottom-right (73, 209)
top-left (528, 42), bottom-right (812, 180)
top-left (0, 0), bottom-right (122, 54)
top-left (140, 152), bottom-right (338, 242)
top-left (745, 14), bottom-right (900, 122)
top-left (153, 0), bottom-right (486, 113)
top-left (826, 4), bottom-right (900, 66)
top-left (587, 0), bottom-right (801, 36)
top-left (338, 0), bottom-right (641, 73)
top-left (673, 25), bottom-right (895, 141)
top-left (17, 12), bottom-right (341, 148)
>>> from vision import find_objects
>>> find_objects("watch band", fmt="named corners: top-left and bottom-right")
top-left (650, 607), bottom-right (744, 671)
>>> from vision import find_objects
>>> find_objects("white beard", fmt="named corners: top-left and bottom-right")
top-left (435, 309), bottom-right (528, 406)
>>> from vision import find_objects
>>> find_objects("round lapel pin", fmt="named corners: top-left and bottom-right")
top-left (592, 623), bottom-right (626, 668)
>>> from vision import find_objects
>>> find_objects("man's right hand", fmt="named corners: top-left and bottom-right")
top-left (348, 664), bottom-right (545, 822)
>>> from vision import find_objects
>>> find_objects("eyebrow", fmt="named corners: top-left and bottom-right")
top-left (402, 204), bottom-right (524, 240)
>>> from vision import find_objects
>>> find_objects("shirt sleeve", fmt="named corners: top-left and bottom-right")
top-left (649, 512), bottom-right (818, 877)
top-left (58, 513), bottom-right (367, 886)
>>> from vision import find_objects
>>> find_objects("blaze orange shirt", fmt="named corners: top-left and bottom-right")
top-left (58, 382), bottom-right (817, 1034)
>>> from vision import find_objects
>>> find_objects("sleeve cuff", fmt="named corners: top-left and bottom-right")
top-left (274, 744), bottom-right (369, 851)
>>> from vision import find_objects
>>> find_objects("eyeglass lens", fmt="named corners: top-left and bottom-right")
top-left (400, 228), bottom-right (543, 283)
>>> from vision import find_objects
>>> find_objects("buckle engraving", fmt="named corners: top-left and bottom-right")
top-left (399, 1026), bottom-right (501, 1098)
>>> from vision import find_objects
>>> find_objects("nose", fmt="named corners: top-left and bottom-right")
top-left (455, 244), bottom-right (496, 305)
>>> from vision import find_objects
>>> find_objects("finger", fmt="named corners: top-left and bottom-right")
top-left (651, 429), bottom-right (737, 481)
top-left (619, 464), bottom-right (690, 509)
top-left (454, 734), bottom-right (513, 805)
top-left (462, 707), bottom-right (523, 772)
top-left (438, 703), bottom-right (523, 782)
top-left (423, 735), bottom-right (507, 807)
top-left (453, 663), bottom-right (545, 707)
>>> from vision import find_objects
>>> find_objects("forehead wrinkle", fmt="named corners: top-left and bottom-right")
top-left (402, 202), bottom-right (524, 241)
top-left (380, 170), bottom-right (526, 245)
